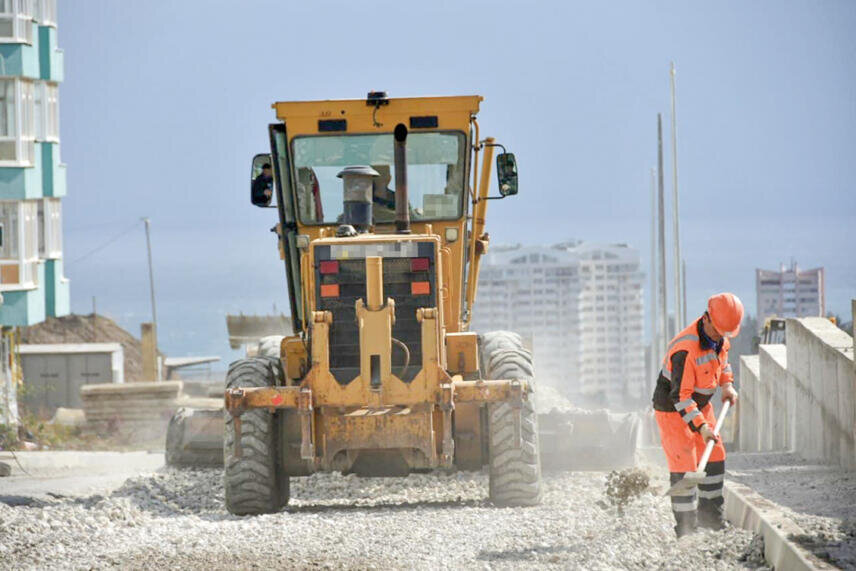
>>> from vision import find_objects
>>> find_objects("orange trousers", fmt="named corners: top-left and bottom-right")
top-left (655, 403), bottom-right (725, 473)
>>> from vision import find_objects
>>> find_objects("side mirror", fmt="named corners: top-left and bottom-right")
top-left (496, 152), bottom-right (518, 197)
top-left (251, 153), bottom-right (274, 207)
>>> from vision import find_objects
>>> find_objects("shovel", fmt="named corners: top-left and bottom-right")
top-left (665, 400), bottom-right (731, 497)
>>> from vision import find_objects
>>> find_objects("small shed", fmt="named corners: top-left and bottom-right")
top-left (19, 343), bottom-right (124, 415)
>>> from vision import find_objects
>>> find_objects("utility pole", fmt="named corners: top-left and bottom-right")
top-left (649, 167), bottom-right (658, 384)
top-left (657, 114), bottom-right (668, 355)
top-left (670, 62), bottom-right (685, 328)
top-left (682, 259), bottom-right (688, 325)
top-left (142, 217), bottom-right (161, 381)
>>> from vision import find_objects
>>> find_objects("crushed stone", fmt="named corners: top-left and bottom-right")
top-left (0, 468), bottom-right (768, 569)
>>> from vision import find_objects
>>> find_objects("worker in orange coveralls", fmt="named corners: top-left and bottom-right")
top-left (652, 293), bottom-right (743, 537)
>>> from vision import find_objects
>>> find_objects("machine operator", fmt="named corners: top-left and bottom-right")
top-left (252, 162), bottom-right (273, 206)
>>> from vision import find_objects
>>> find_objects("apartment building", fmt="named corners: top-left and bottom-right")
top-left (0, 0), bottom-right (68, 326)
top-left (756, 261), bottom-right (824, 325)
top-left (472, 241), bottom-right (645, 408)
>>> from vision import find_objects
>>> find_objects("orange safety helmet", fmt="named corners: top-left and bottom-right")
top-left (707, 292), bottom-right (744, 338)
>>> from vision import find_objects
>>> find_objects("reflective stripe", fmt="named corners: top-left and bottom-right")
top-left (701, 474), bottom-right (724, 485)
top-left (675, 398), bottom-right (695, 411)
top-left (694, 387), bottom-right (716, 395)
top-left (698, 488), bottom-right (723, 499)
top-left (669, 334), bottom-right (699, 349)
top-left (660, 367), bottom-right (671, 380)
top-left (682, 409), bottom-right (701, 424)
top-left (723, 363), bottom-right (733, 374)
top-left (696, 353), bottom-right (719, 365)
top-left (672, 500), bottom-right (698, 512)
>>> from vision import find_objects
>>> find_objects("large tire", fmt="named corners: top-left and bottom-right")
top-left (480, 331), bottom-right (543, 507)
top-left (224, 357), bottom-right (288, 515)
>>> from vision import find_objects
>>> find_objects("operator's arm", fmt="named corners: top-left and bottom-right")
top-left (667, 351), bottom-right (706, 433)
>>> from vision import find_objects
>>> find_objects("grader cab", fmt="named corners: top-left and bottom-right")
top-left (225, 92), bottom-right (541, 515)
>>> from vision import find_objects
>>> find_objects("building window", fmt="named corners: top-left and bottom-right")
top-left (0, 200), bottom-right (38, 288)
top-left (0, 0), bottom-right (34, 44)
top-left (0, 78), bottom-right (35, 165)
top-left (44, 82), bottom-right (58, 141)
top-left (32, 0), bottom-right (56, 26)
top-left (37, 198), bottom-right (61, 259)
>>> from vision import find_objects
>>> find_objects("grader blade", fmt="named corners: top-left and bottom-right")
top-left (538, 409), bottom-right (641, 472)
top-left (165, 406), bottom-right (224, 467)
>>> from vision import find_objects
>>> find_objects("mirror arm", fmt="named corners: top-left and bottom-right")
top-left (471, 141), bottom-right (508, 204)
top-left (480, 141), bottom-right (507, 154)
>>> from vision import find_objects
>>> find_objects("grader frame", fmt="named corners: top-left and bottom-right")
top-left (224, 93), bottom-right (541, 514)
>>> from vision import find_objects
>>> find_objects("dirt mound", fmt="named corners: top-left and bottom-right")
top-left (19, 314), bottom-right (146, 382)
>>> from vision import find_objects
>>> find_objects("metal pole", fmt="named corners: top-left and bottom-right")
top-left (682, 259), bottom-right (688, 325)
top-left (670, 62), bottom-right (685, 328)
top-left (649, 167), bottom-right (658, 384)
top-left (657, 114), bottom-right (668, 354)
top-left (142, 217), bottom-right (161, 381)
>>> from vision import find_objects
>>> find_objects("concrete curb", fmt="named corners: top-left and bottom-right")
top-left (725, 481), bottom-right (833, 570)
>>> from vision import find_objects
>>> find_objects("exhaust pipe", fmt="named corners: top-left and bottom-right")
top-left (393, 123), bottom-right (411, 234)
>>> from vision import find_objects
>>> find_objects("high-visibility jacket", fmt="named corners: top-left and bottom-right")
top-left (651, 318), bottom-right (734, 432)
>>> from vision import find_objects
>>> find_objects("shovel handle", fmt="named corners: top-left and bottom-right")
top-left (697, 400), bottom-right (731, 472)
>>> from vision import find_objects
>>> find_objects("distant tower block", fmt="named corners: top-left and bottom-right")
top-left (756, 261), bottom-right (825, 326)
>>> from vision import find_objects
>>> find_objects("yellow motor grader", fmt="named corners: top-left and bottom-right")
top-left (225, 92), bottom-right (541, 515)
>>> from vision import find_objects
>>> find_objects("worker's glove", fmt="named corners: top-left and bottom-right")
top-left (699, 423), bottom-right (717, 443)
top-left (721, 383), bottom-right (738, 405)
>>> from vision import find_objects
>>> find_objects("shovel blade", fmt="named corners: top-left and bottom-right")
top-left (664, 470), bottom-right (706, 497)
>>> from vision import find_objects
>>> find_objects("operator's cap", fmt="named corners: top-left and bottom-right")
top-left (707, 292), bottom-right (744, 338)
top-left (262, 163), bottom-right (271, 169)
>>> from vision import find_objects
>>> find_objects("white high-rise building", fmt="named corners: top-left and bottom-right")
top-left (756, 261), bottom-right (825, 325)
top-left (472, 241), bottom-right (645, 408)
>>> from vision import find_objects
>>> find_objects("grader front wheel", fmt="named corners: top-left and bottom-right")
top-left (224, 356), bottom-right (288, 515)
top-left (481, 331), bottom-right (543, 507)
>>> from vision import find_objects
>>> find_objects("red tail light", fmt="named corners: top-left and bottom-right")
top-left (320, 260), bottom-right (339, 274)
top-left (320, 284), bottom-right (340, 298)
top-left (410, 257), bottom-right (430, 272)
top-left (411, 281), bottom-right (430, 295)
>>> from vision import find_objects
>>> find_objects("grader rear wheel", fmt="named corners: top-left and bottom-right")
top-left (480, 331), bottom-right (543, 507)
top-left (224, 356), bottom-right (288, 515)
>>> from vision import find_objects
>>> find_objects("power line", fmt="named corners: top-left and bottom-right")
top-left (67, 221), bottom-right (142, 266)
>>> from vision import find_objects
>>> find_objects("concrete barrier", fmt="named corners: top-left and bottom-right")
top-left (759, 345), bottom-right (788, 451)
top-left (786, 317), bottom-right (855, 469)
top-left (736, 313), bottom-right (855, 471)
top-left (738, 355), bottom-right (760, 452)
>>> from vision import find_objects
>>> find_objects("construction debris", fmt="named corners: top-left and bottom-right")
top-left (604, 468), bottom-right (651, 515)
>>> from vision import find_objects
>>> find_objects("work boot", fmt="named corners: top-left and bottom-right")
top-left (674, 510), bottom-right (697, 538)
top-left (698, 460), bottom-right (725, 530)
top-left (698, 502), bottom-right (725, 530)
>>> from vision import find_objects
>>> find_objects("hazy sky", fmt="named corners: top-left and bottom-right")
top-left (57, 1), bottom-right (855, 358)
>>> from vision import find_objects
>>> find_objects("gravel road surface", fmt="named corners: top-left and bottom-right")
top-left (0, 467), bottom-right (767, 570)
